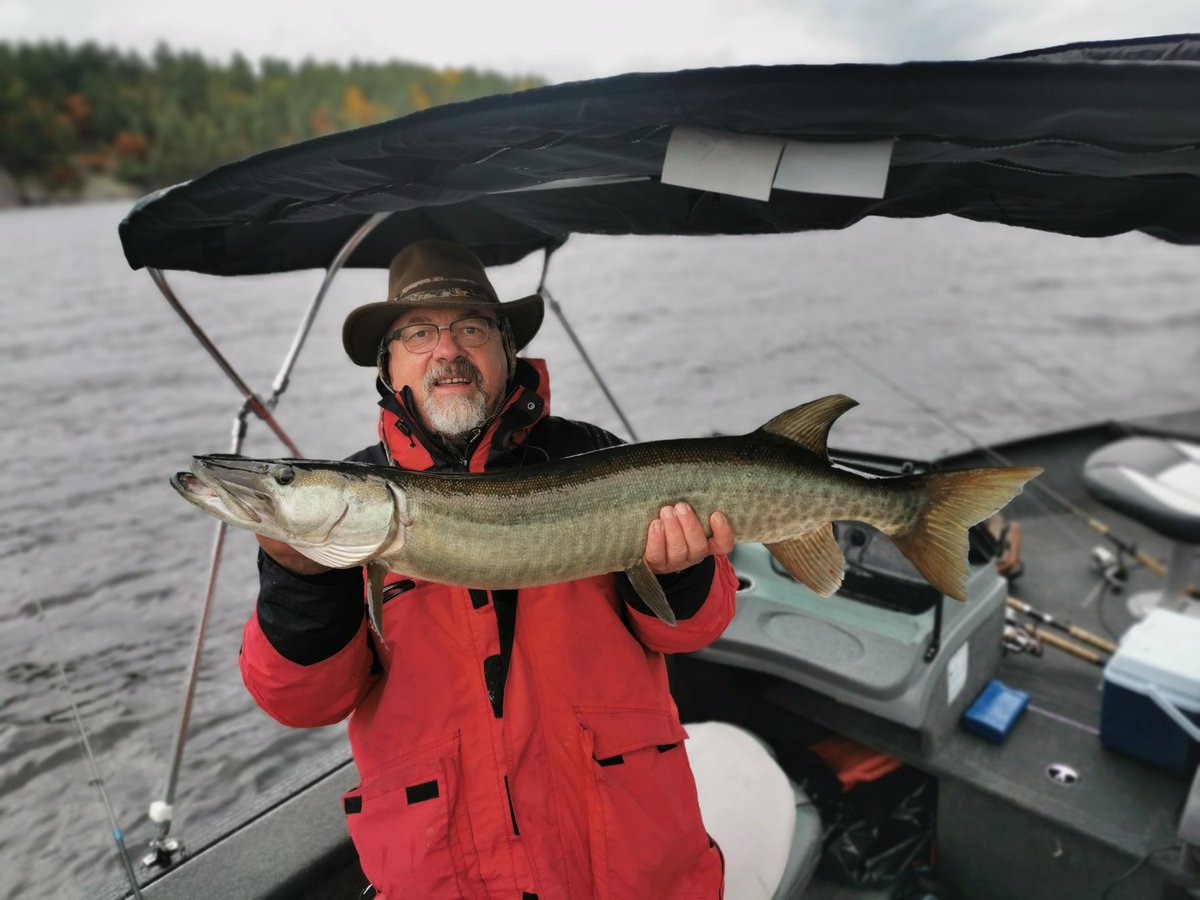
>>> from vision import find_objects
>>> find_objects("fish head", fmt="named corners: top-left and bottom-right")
top-left (172, 454), bottom-right (407, 568)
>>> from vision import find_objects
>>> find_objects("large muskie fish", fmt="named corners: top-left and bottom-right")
top-left (172, 395), bottom-right (1040, 642)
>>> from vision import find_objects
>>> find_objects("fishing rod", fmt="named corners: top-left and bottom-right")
top-left (832, 339), bottom-right (1199, 599)
top-left (996, 341), bottom-right (1138, 441)
top-left (1027, 625), bottom-right (1108, 667)
top-left (1003, 609), bottom-right (1109, 667)
top-left (1006, 596), bottom-right (1119, 655)
top-left (34, 598), bottom-right (144, 899)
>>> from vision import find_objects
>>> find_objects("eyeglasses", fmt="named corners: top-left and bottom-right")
top-left (382, 316), bottom-right (498, 354)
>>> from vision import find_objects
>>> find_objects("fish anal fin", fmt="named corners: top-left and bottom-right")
top-left (624, 560), bottom-right (678, 627)
top-left (766, 523), bottom-right (845, 596)
top-left (760, 394), bottom-right (858, 458)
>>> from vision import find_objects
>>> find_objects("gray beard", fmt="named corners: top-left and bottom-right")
top-left (420, 360), bottom-right (491, 440)
top-left (422, 389), bottom-right (489, 440)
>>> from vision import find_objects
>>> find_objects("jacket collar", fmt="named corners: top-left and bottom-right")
top-left (378, 358), bottom-right (551, 472)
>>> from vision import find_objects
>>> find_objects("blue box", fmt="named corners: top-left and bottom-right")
top-left (1101, 610), bottom-right (1200, 777)
top-left (962, 679), bottom-right (1030, 743)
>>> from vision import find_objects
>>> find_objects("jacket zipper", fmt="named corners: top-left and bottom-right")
top-left (458, 385), bottom-right (520, 467)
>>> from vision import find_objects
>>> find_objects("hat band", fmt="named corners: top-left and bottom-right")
top-left (392, 285), bottom-right (497, 304)
top-left (393, 274), bottom-right (495, 302)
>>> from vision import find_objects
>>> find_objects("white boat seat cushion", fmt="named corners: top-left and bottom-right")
top-left (1084, 437), bottom-right (1200, 543)
top-left (687, 720), bottom-right (809, 900)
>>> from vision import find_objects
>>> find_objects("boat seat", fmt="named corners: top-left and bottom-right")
top-left (1083, 437), bottom-right (1200, 617)
top-left (686, 721), bottom-right (822, 899)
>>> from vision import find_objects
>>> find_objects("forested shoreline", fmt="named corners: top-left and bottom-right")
top-left (0, 41), bottom-right (540, 205)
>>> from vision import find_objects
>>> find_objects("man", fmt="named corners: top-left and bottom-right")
top-left (240, 240), bottom-right (738, 899)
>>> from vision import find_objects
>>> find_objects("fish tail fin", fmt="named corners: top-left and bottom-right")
top-left (891, 466), bottom-right (1042, 601)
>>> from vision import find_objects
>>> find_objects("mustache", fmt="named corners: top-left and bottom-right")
top-left (423, 358), bottom-right (483, 393)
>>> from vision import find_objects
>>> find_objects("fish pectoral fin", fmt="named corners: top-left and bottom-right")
top-left (624, 560), bottom-right (678, 627)
top-left (759, 394), bottom-right (858, 458)
top-left (366, 562), bottom-right (388, 647)
top-left (303, 543), bottom-right (372, 569)
top-left (766, 523), bottom-right (845, 597)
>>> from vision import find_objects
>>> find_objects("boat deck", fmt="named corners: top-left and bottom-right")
top-left (676, 413), bottom-right (1200, 899)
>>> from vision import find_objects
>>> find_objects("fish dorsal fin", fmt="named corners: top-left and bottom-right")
top-left (759, 394), bottom-right (858, 458)
top-left (766, 523), bottom-right (845, 597)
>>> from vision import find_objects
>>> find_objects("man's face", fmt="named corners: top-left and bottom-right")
top-left (384, 306), bottom-right (509, 440)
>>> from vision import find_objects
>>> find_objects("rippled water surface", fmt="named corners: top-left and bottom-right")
top-left (1, 201), bottom-right (1197, 897)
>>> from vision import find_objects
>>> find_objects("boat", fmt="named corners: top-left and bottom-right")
top-left (97, 33), bottom-right (1200, 898)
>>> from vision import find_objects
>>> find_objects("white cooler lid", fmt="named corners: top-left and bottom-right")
top-left (1105, 609), bottom-right (1200, 712)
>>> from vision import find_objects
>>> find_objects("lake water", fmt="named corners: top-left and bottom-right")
top-left (1, 200), bottom-right (1197, 897)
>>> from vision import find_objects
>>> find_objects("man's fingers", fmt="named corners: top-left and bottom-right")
top-left (674, 503), bottom-right (711, 559)
top-left (643, 505), bottom-right (735, 575)
top-left (643, 518), bottom-right (667, 569)
top-left (660, 505), bottom-right (690, 567)
top-left (708, 510), bottom-right (735, 555)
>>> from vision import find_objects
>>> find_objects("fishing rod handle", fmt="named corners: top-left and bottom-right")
top-left (1032, 628), bottom-right (1106, 667)
top-left (1065, 624), bottom-right (1118, 655)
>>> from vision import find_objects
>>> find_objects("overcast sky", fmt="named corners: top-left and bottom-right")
top-left (2, 0), bottom-right (1197, 83)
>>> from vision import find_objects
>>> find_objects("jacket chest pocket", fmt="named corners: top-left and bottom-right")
top-left (342, 732), bottom-right (481, 898)
top-left (577, 708), bottom-right (722, 899)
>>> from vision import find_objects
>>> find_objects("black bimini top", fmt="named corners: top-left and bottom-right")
top-left (119, 34), bottom-right (1200, 275)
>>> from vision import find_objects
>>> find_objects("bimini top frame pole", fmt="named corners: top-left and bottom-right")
top-left (536, 249), bottom-right (640, 443)
top-left (146, 267), bottom-right (301, 457)
top-left (141, 211), bottom-right (394, 873)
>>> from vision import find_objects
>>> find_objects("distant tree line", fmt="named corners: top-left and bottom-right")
top-left (0, 41), bottom-right (540, 202)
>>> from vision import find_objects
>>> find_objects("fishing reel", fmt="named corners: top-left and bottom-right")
top-left (1090, 545), bottom-right (1128, 592)
top-left (1002, 609), bottom-right (1043, 657)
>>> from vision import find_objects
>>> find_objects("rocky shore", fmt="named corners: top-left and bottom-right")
top-left (0, 168), bottom-right (139, 209)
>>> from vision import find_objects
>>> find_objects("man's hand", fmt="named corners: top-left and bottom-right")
top-left (256, 534), bottom-right (333, 576)
top-left (642, 503), bottom-right (734, 575)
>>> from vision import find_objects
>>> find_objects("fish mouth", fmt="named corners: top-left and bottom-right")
top-left (173, 455), bottom-right (280, 524)
top-left (172, 471), bottom-right (216, 500)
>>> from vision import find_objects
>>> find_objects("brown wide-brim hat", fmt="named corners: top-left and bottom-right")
top-left (342, 239), bottom-right (544, 366)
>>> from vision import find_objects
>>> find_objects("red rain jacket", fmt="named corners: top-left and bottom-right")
top-left (240, 360), bottom-right (738, 898)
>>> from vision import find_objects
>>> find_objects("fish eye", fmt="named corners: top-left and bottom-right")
top-left (270, 465), bottom-right (296, 485)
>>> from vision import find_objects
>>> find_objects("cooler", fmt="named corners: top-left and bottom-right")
top-left (1101, 609), bottom-right (1200, 777)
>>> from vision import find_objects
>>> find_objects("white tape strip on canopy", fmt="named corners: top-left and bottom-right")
top-left (775, 137), bottom-right (894, 199)
top-left (661, 126), bottom-right (893, 201)
top-left (661, 126), bottom-right (785, 201)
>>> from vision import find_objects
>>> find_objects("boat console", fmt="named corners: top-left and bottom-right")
top-left (699, 530), bottom-right (1006, 751)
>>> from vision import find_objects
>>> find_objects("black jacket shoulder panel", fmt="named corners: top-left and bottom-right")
top-left (348, 444), bottom-right (388, 465)
top-left (522, 416), bottom-right (623, 462)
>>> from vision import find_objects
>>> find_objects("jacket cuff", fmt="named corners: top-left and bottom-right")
top-left (617, 555), bottom-right (716, 621)
top-left (256, 550), bottom-right (365, 665)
